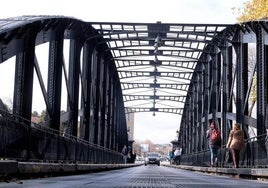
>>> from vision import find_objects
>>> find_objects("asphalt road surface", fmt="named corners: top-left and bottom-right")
top-left (1, 165), bottom-right (268, 188)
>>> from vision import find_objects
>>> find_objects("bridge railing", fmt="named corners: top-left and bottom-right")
top-left (181, 135), bottom-right (268, 168)
top-left (0, 110), bottom-right (123, 164)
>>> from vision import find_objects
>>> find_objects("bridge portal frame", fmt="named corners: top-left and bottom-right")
top-left (0, 16), bottom-right (267, 167)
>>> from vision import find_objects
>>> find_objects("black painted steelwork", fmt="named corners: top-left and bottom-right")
top-left (179, 21), bottom-right (268, 167)
top-left (90, 20), bottom-right (267, 167)
top-left (0, 16), bottom-right (127, 163)
top-left (0, 16), bottom-right (267, 167)
top-left (89, 22), bottom-right (231, 115)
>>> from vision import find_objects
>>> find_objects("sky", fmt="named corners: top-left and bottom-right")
top-left (0, 0), bottom-right (249, 144)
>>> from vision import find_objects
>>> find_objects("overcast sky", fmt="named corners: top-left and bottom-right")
top-left (0, 0), bottom-right (248, 144)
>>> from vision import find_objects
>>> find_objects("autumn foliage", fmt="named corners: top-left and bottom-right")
top-left (233, 0), bottom-right (268, 22)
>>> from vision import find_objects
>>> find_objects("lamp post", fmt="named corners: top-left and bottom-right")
top-left (170, 130), bottom-right (180, 151)
top-left (176, 130), bottom-right (181, 147)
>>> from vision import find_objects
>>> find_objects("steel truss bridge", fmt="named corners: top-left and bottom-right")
top-left (0, 16), bottom-right (267, 167)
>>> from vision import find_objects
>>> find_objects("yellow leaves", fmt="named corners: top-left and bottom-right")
top-left (249, 75), bottom-right (257, 104)
top-left (234, 0), bottom-right (268, 22)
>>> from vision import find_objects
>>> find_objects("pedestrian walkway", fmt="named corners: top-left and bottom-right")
top-left (1, 160), bottom-right (268, 182)
top-left (163, 163), bottom-right (268, 180)
top-left (0, 160), bottom-right (141, 177)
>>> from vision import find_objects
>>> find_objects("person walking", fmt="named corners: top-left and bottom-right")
top-left (121, 145), bottom-right (128, 164)
top-left (206, 120), bottom-right (221, 167)
top-left (169, 150), bottom-right (174, 164)
top-left (173, 147), bottom-right (182, 165)
top-left (226, 123), bottom-right (245, 168)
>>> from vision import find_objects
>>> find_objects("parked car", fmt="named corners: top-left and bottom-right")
top-left (135, 155), bottom-right (144, 162)
top-left (144, 152), bottom-right (160, 166)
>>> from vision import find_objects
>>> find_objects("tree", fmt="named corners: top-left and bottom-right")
top-left (233, 0), bottom-right (268, 22)
top-left (1, 97), bottom-right (12, 113)
top-left (133, 139), bottom-right (157, 156)
top-left (40, 110), bottom-right (46, 122)
top-left (32, 111), bottom-right (39, 117)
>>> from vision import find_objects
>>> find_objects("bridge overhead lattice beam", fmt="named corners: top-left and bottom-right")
top-left (120, 83), bottom-right (189, 91)
top-left (125, 107), bottom-right (184, 115)
top-left (88, 21), bottom-right (231, 120)
top-left (118, 71), bottom-right (193, 80)
top-left (123, 95), bottom-right (186, 103)
top-left (115, 60), bottom-right (197, 70)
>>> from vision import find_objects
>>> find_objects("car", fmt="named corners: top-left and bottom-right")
top-left (144, 152), bottom-right (160, 166)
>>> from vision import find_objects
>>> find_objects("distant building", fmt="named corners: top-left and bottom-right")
top-left (126, 113), bottom-right (135, 150)
top-left (126, 113), bottom-right (134, 140)
top-left (31, 116), bottom-right (41, 124)
top-left (155, 144), bottom-right (172, 156)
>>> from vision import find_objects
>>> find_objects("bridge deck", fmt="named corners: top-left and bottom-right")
top-left (1, 164), bottom-right (268, 187)
top-left (1, 161), bottom-right (268, 181)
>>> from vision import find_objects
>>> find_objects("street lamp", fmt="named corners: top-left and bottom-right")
top-left (176, 130), bottom-right (179, 141)
top-left (170, 130), bottom-right (180, 150)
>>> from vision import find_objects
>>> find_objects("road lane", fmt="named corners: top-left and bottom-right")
top-left (1, 165), bottom-right (267, 187)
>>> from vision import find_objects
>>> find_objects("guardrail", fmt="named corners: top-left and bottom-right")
top-left (0, 110), bottom-right (123, 164)
top-left (180, 134), bottom-right (268, 168)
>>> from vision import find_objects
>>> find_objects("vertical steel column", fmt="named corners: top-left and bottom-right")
top-left (180, 118), bottom-right (186, 154)
top-left (220, 43), bottom-right (231, 144)
top-left (183, 110), bottom-right (188, 154)
top-left (107, 62), bottom-right (118, 150)
top-left (265, 45), bottom-right (268, 132)
top-left (227, 46), bottom-right (233, 131)
top-left (220, 44), bottom-right (226, 143)
top-left (89, 50), bottom-right (98, 143)
top-left (193, 79), bottom-right (198, 152)
top-left (242, 43), bottom-right (249, 119)
top-left (106, 63), bottom-right (113, 149)
top-left (203, 57), bottom-right (210, 147)
top-left (211, 52), bottom-right (218, 121)
top-left (234, 31), bottom-right (247, 124)
top-left (98, 56), bottom-right (105, 147)
top-left (111, 76), bottom-right (118, 151)
top-left (68, 40), bottom-right (82, 137)
top-left (46, 28), bottom-right (65, 130)
top-left (263, 30), bottom-right (268, 160)
top-left (216, 52), bottom-right (222, 126)
top-left (180, 119), bottom-right (187, 153)
top-left (116, 74), bottom-right (127, 150)
top-left (13, 28), bottom-right (37, 121)
top-left (198, 64), bottom-right (204, 150)
top-left (93, 52), bottom-right (102, 145)
top-left (181, 107), bottom-right (187, 153)
top-left (109, 75), bottom-right (115, 150)
top-left (189, 97), bottom-right (193, 153)
top-left (13, 26), bottom-right (38, 160)
top-left (255, 23), bottom-right (267, 136)
top-left (119, 96), bottom-right (128, 151)
top-left (100, 59), bottom-right (108, 147)
top-left (81, 43), bottom-right (94, 141)
top-left (242, 42), bottom-right (249, 141)
top-left (186, 106), bottom-right (191, 154)
top-left (115, 101), bottom-right (120, 151)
